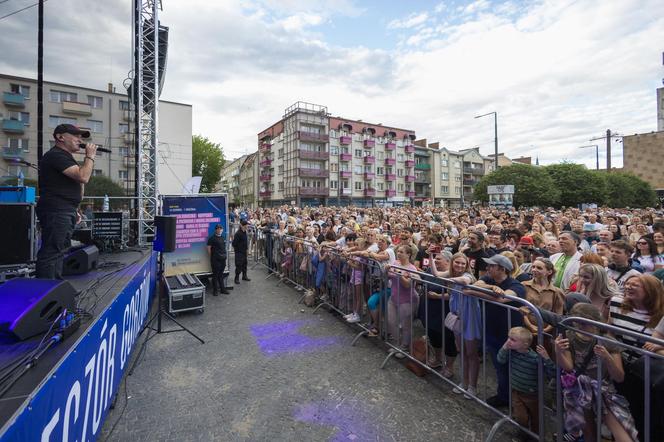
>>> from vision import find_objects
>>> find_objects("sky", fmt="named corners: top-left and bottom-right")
top-left (1, 0), bottom-right (663, 168)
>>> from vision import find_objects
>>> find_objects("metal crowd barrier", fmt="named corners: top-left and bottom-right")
top-left (248, 229), bottom-right (663, 441)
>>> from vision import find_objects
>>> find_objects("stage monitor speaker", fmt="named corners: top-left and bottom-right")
top-left (0, 279), bottom-right (76, 340)
top-left (0, 203), bottom-right (36, 266)
top-left (154, 215), bottom-right (176, 252)
top-left (63, 245), bottom-right (99, 276)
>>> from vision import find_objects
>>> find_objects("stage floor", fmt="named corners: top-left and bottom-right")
top-left (0, 247), bottom-right (154, 427)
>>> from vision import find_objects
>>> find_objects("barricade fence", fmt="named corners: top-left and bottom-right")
top-left (249, 229), bottom-right (664, 442)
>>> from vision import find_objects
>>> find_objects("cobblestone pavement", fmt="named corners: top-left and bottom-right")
top-left (100, 263), bottom-right (524, 442)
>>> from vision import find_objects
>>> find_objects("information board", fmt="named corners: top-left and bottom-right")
top-left (160, 194), bottom-right (228, 276)
top-left (92, 212), bottom-right (123, 239)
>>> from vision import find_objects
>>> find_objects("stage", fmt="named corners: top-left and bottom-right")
top-left (0, 248), bottom-right (157, 441)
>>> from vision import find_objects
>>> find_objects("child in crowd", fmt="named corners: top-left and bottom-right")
top-left (280, 240), bottom-right (293, 276)
top-left (497, 326), bottom-right (554, 435)
top-left (345, 238), bottom-right (369, 323)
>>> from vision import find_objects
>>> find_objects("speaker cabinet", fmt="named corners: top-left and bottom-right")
top-left (0, 279), bottom-right (76, 340)
top-left (154, 215), bottom-right (176, 252)
top-left (0, 203), bottom-right (36, 266)
top-left (63, 245), bottom-right (99, 276)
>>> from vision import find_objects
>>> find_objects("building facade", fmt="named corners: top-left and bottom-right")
top-left (1, 74), bottom-right (192, 195)
top-left (257, 102), bottom-right (417, 207)
top-left (239, 152), bottom-right (258, 207)
top-left (219, 154), bottom-right (247, 205)
top-left (658, 87), bottom-right (664, 132)
top-left (623, 131), bottom-right (664, 195)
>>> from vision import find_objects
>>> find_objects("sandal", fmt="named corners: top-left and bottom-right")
top-left (441, 367), bottom-right (454, 378)
top-left (367, 327), bottom-right (379, 337)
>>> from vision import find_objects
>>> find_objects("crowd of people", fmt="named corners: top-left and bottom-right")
top-left (233, 204), bottom-right (664, 442)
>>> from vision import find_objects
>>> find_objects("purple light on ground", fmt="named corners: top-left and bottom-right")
top-left (249, 320), bottom-right (341, 356)
top-left (293, 401), bottom-right (381, 441)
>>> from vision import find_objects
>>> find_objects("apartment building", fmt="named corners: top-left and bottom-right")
top-left (256, 102), bottom-right (417, 207)
top-left (623, 131), bottom-right (664, 196)
top-left (0, 73), bottom-right (192, 195)
top-left (239, 152), bottom-right (258, 207)
top-left (219, 154), bottom-right (247, 205)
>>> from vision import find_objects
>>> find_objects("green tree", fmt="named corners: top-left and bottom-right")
top-left (604, 172), bottom-right (658, 208)
top-left (543, 163), bottom-right (606, 207)
top-left (474, 163), bottom-right (559, 207)
top-left (192, 135), bottom-right (225, 193)
top-left (83, 175), bottom-right (127, 210)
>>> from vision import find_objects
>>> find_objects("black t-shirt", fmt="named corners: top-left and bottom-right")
top-left (37, 147), bottom-right (81, 212)
top-left (207, 234), bottom-right (227, 260)
top-left (464, 248), bottom-right (492, 279)
top-left (481, 275), bottom-right (526, 341)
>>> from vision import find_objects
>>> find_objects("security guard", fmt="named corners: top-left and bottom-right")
top-left (207, 224), bottom-right (229, 295)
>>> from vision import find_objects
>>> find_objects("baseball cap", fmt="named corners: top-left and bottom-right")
top-left (240, 220), bottom-right (248, 226)
top-left (519, 236), bottom-right (535, 246)
top-left (482, 255), bottom-right (514, 272)
top-left (53, 124), bottom-right (90, 139)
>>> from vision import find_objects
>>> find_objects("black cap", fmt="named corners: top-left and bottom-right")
top-left (240, 220), bottom-right (248, 226)
top-left (53, 124), bottom-right (90, 139)
top-left (214, 224), bottom-right (222, 229)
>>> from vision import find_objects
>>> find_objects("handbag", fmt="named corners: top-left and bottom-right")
top-left (444, 312), bottom-right (461, 334)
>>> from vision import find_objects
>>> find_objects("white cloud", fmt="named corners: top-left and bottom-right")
top-left (278, 13), bottom-right (324, 31)
top-left (387, 12), bottom-right (429, 30)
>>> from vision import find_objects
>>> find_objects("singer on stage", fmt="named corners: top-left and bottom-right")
top-left (36, 124), bottom-right (98, 279)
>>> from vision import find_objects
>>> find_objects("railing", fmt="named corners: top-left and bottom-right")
top-left (297, 131), bottom-right (329, 143)
top-left (2, 119), bottom-right (25, 134)
top-left (340, 171), bottom-right (352, 178)
top-left (62, 101), bottom-right (92, 116)
top-left (259, 159), bottom-right (273, 167)
top-left (385, 173), bottom-right (396, 181)
top-left (340, 136), bottom-right (352, 145)
top-left (3, 92), bottom-right (25, 108)
top-left (385, 142), bottom-right (396, 150)
top-left (341, 188), bottom-right (352, 195)
top-left (405, 160), bottom-right (415, 167)
top-left (385, 189), bottom-right (396, 197)
top-left (2, 146), bottom-right (27, 160)
top-left (384, 158), bottom-right (396, 165)
top-left (299, 168), bottom-right (329, 178)
top-left (260, 142), bottom-right (272, 151)
top-left (363, 139), bottom-right (375, 148)
top-left (404, 145), bottom-right (415, 153)
top-left (464, 166), bottom-right (485, 175)
top-left (463, 179), bottom-right (478, 186)
top-left (364, 188), bottom-right (376, 196)
top-left (299, 187), bottom-right (329, 196)
top-left (405, 175), bottom-right (415, 182)
top-left (415, 163), bottom-right (431, 170)
top-left (339, 153), bottom-right (352, 161)
top-left (364, 172), bottom-right (375, 180)
top-left (299, 149), bottom-right (329, 160)
top-left (259, 190), bottom-right (272, 197)
top-left (363, 156), bottom-right (375, 164)
top-left (259, 174), bottom-right (272, 181)
top-left (405, 190), bottom-right (415, 197)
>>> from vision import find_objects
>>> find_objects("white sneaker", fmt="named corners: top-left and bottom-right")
top-left (343, 313), bottom-right (354, 319)
top-left (463, 386), bottom-right (476, 399)
top-left (347, 313), bottom-right (361, 323)
top-left (452, 384), bottom-right (466, 394)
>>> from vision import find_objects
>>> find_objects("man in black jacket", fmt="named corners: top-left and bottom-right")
top-left (207, 224), bottom-right (229, 295)
top-left (232, 220), bottom-right (250, 284)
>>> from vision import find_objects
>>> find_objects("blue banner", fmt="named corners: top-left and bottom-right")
top-left (0, 252), bottom-right (157, 442)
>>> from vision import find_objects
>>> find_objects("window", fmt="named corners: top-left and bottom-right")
top-left (441, 185), bottom-right (449, 194)
top-left (278, 182), bottom-right (284, 191)
top-left (441, 172), bottom-right (448, 180)
top-left (455, 176), bottom-right (461, 182)
top-left (441, 159), bottom-right (448, 167)
top-left (300, 142), bottom-right (323, 152)
top-left (8, 138), bottom-right (29, 150)
top-left (377, 152), bottom-right (384, 160)
top-left (354, 149), bottom-right (362, 158)
top-left (9, 111), bottom-right (30, 124)
top-left (364, 165), bottom-right (372, 173)
top-left (330, 163), bottom-right (338, 172)
top-left (48, 115), bottom-right (77, 127)
top-left (278, 148), bottom-right (284, 158)
top-left (330, 145), bottom-right (339, 155)
top-left (87, 120), bottom-right (103, 133)
top-left (278, 165), bottom-right (284, 175)
top-left (118, 123), bottom-right (129, 134)
top-left (340, 164), bottom-right (349, 172)
top-left (385, 167), bottom-right (393, 174)
top-left (118, 170), bottom-right (128, 179)
top-left (376, 167), bottom-right (384, 175)
top-left (377, 182), bottom-right (384, 191)
top-left (329, 129), bottom-right (336, 138)
top-left (88, 96), bottom-right (103, 109)
top-left (455, 161), bottom-right (460, 168)
top-left (397, 153), bottom-right (404, 161)
top-left (93, 169), bottom-right (103, 177)
top-left (10, 84), bottom-right (30, 98)
top-left (397, 169), bottom-right (403, 177)
top-left (398, 183), bottom-right (404, 191)
top-left (118, 146), bottom-right (129, 156)
top-left (330, 180), bottom-right (338, 189)
top-left (49, 90), bottom-right (77, 103)
top-left (301, 160), bottom-right (322, 169)
top-left (353, 165), bottom-right (362, 174)
top-left (300, 124), bottom-right (321, 134)
top-left (119, 100), bottom-right (130, 110)
top-left (342, 180), bottom-right (349, 189)
top-left (354, 181), bottom-right (363, 190)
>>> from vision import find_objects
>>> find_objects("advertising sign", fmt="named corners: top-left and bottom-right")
top-left (160, 194), bottom-right (228, 276)
top-left (487, 185), bottom-right (515, 206)
top-left (92, 212), bottom-right (123, 239)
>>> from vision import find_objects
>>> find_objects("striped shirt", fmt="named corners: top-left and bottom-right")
top-left (608, 295), bottom-right (653, 359)
top-left (497, 348), bottom-right (555, 394)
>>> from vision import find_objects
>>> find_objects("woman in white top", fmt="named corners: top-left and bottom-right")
top-left (632, 236), bottom-right (660, 274)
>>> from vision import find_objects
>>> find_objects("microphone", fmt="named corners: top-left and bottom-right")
top-left (79, 143), bottom-right (111, 153)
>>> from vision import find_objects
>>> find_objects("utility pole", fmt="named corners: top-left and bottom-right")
top-left (606, 129), bottom-right (611, 171)
top-left (475, 111), bottom-right (498, 171)
top-left (578, 144), bottom-right (599, 170)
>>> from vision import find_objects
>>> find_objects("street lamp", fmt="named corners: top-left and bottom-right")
top-left (475, 111), bottom-right (498, 171)
top-left (579, 144), bottom-right (599, 170)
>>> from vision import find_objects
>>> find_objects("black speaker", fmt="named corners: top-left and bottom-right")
top-left (154, 215), bottom-right (176, 252)
top-left (63, 245), bottom-right (99, 276)
top-left (0, 203), bottom-right (36, 265)
top-left (0, 278), bottom-right (76, 340)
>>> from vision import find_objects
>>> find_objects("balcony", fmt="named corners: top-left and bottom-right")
top-left (300, 187), bottom-right (329, 197)
top-left (415, 176), bottom-right (431, 184)
top-left (405, 190), bottom-right (416, 197)
top-left (3, 92), bottom-right (25, 108)
top-left (259, 174), bottom-right (272, 182)
top-left (463, 166), bottom-right (485, 175)
top-left (384, 158), bottom-right (396, 166)
top-left (405, 145), bottom-right (415, 153)
top-left (405, 160), bottom-right (415, 167)
top-left (2, 119), bottom-right (25, 134)
top-left (62, 101), bottom-right (92, 116)
top-left (363, 139), bottom-right (375, 148)
top-left (405, 175), bottom-right (416, 182)
top-left (385, 142), bottom-right (396, 150)
top-left (260, 142), bottom-right (272, 151)
top-left (415, 163), bottom-right (431, 170)
top-left (299, 149), bottom-right (329, 160)
top-left (341, 188), bottom-right (352, 195)
top-left (297, 131), bottom-right (329, 143)
top-left (364, 172), bottom-right (375, 180)
top-left (2, 147), bottom-right (27, 160)
top-left (385, 173), bottom-right (396, 181)
top-left (340, 171), bottom-right (352, 178)
top-left (299, 168), bottom-right (329, 178)
top-left (340, 152), bottom-right (352, 161)
top-left (364, 188), bottom-right (376, 197)
top-left (463, 178), bottom-right (478, 186)
top-left (363, 156), bottom-right (375, 164)
top-left (415, 192), bottom-right (432, 198)
top-left (385, 189), bottom-right (397, 197)
top-left (340, 135), bottom-right (352, 145)
top-left (259, 190), bottom-right (272, 198)
top-left (259, 159), bottom-right (272, 167)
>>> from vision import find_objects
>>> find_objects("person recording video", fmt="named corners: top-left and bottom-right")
top-left (36, 124), bottom-right (98, 279)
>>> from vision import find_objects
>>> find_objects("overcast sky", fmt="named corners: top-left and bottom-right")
top-left (2, 0), bottom-right (663, 168)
